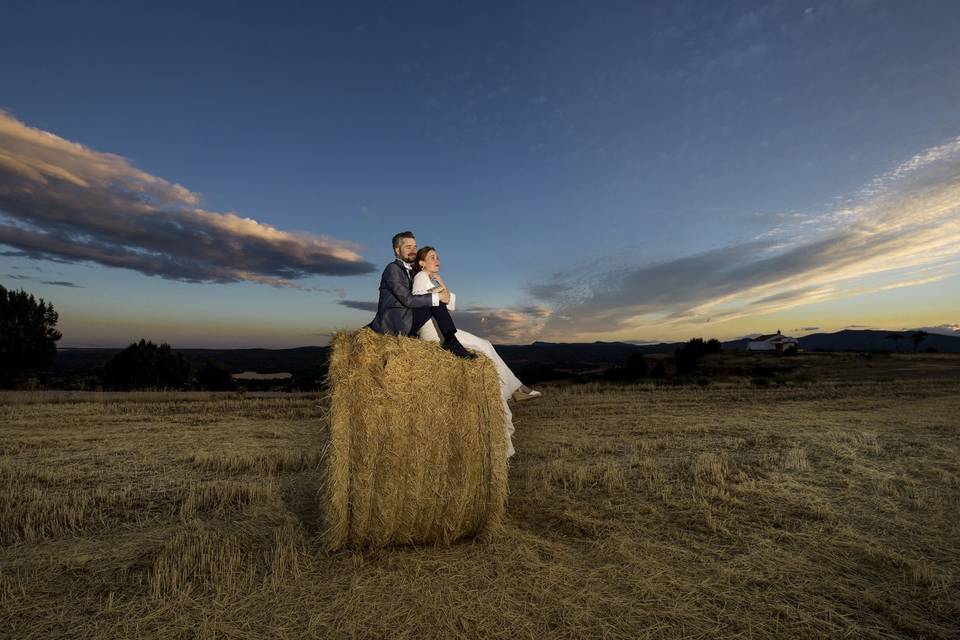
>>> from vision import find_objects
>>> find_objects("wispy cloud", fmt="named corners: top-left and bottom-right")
top-left (0, 111), bottom-right (376, 285)
top-left (874, 274), bottom-right (952, 291)
top-left (337, 299), bottom-right (550, 344)
top-left (913, 323), bottom-right (960, 337)
top-left (453, 304), bottom-right (551, 344)
top-left (4, 271), bottom-right (82, 287)
top-left (338, 300), bottom-right (379, 313)
top-left (530, 134), bottom-right (960, 339)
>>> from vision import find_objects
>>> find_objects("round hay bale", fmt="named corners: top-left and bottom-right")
top-left (322, 328), bottom-right (508, 549)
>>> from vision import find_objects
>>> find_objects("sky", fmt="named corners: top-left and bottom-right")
top-left (1, 0), bottom-right (959, 348)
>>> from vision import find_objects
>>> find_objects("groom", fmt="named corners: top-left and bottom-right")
top-left (367, 231), bottom-right (476, 359)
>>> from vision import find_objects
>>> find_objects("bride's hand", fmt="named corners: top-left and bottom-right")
top-left (432, 274), bottom-right (446, 288)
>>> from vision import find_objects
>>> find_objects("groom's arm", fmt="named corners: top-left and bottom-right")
top-left (383, 264), bottom-right (436, 308)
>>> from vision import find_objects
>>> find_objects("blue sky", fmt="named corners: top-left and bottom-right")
top-left (1, 0), bottom-right (959, 347)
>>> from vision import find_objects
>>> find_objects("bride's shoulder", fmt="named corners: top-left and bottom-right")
top-left (412, 270), bottom-right (431, 283)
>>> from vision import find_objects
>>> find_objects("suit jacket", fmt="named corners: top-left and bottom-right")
top-left (367, 259), bottom-right (434, 336)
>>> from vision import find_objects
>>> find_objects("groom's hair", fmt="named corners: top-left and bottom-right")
top-left (392, 231), bottom-right (415, 250)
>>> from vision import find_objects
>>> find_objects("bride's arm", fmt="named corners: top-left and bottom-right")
top-left (411, 271), bottom-right (441, 295)
top-left (412, 272), bottom-right (456, 310)
top-left (432, 274), bottom-right (456, 311)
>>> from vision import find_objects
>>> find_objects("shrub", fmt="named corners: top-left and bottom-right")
top-left (195, 361), bottom-right (234, 391)
top-left (102, 339), bottom-right (191, 390)
top-left (603, 352), bottom-right (649, 382)
top-left (674, 338), bottom-right (720, 375)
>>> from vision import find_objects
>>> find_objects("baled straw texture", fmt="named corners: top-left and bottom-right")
top-left (323, 328), bottom-right (508, 549)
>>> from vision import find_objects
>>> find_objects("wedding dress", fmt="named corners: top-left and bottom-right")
top-left (412, 270), bottom-right (522, 457)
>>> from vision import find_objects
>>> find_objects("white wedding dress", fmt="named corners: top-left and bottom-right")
top-left (412, 270), bottom-right (522, 457)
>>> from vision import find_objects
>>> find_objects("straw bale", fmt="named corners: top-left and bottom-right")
top-left (323, 328), bottom-right (508, 549)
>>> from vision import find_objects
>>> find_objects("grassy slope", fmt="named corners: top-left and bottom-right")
top-left (1, 356), bottom-right (958, 639)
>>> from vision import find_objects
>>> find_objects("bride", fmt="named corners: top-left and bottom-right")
top-left (411, 246), bottom-right (541, 457)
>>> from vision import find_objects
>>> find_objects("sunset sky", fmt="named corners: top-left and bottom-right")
top-left (2, 1), bottom-right (959, 347)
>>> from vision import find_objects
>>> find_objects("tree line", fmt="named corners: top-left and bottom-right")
top-left (1, 285), bottom-right (317, 391)
top-left (603, 337), bottom-right (723, 383)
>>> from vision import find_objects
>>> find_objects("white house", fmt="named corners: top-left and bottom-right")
top-left (747, 330), bottom-right (800, 352)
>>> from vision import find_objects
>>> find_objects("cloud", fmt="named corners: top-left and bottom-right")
top-left (874, 274), bottom-right (952, 291)
top-left (794, 326), bottom-right (820, 332)
top-left (4, 272), bottom-right (80, 287)
top-left (523, 281), bottom-right (568, 302)
top-left (912, 324), bottom-right (960, 337)
top-left (338, 300), bottom-right (379, 313)
top-left (0, 111), bottom-right (376, 285)
top-left (453, 305), bottom-right (551, 344)
top-left (337, 299), bottom-right (551, 344)
top-left (530, 134), bottom-right (960, 339)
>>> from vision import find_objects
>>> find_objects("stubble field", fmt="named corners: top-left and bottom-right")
top-left (1, 354), bottom-right (959, 639)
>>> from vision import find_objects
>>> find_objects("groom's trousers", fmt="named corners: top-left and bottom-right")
top-left (409, 303), bottom-right (456, 338)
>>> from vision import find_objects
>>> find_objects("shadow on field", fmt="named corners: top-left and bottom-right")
top-left (279, 469), bottom-right (327, 538)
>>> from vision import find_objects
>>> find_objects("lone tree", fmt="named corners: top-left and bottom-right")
top-left (885, 333), bottom-right (904, 352)
top-left (103, 339), bottom-right (191, 390)
top-left (0, 285), bottom-right (62, 383)
top-left (910, 330), bottom-right (929, 353)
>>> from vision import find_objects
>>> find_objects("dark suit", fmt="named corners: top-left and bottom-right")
top-left (368, 259), bottom-right (456, 338)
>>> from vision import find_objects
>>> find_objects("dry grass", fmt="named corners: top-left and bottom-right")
top-left (324, 329), bottom-right (507, 549)
top-left (1, 354), bottom-right (959, 638)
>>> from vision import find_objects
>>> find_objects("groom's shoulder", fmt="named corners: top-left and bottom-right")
top-left (381, 260), bottom-right (403, 277)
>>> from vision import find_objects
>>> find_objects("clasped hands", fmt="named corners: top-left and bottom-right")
top-left (432, 274), bottom-right (451, 304)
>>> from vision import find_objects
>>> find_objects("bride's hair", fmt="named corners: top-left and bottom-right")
top-left (412, 246), bottom-right (436, 274)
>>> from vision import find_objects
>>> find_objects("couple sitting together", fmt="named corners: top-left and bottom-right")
top-left (367, 231), bottom-right (542, 457)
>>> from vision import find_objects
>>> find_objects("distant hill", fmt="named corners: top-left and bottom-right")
top-left (796, 329), bottom-right (960, 353)
top-left (494, 340), bottom-right (678, 366)
top-left (42, 329), bottom-right (958, 385)
top-left (48, 346), bottom-right (331, 375)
